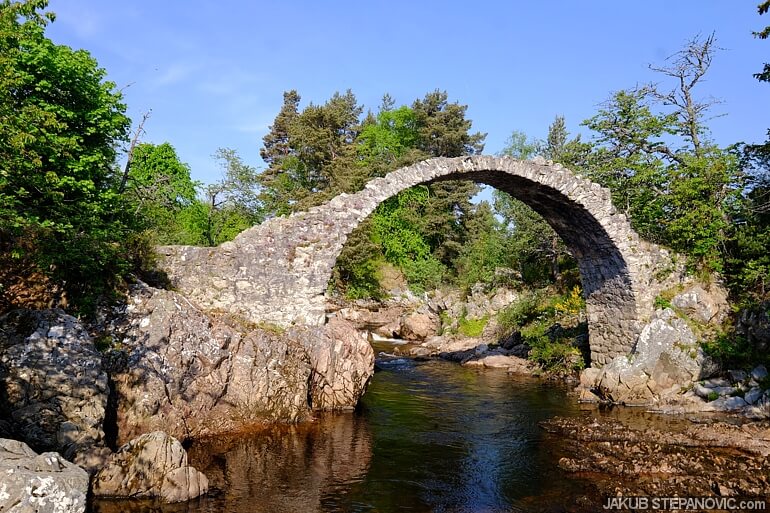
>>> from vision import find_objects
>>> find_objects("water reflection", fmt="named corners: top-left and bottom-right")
top-left (91, 357), bottom-right (585, 513)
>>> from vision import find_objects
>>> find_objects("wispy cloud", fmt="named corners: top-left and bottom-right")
top-left (152, 62), bottom-right (199, 87)
top-left (54, 4), bottom-right (103, 39)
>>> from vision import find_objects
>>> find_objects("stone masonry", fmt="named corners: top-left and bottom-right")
top-left (158, 156), bottom-right (679, 366)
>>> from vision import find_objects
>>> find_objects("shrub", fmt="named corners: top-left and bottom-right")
top-left (497, 292), bottom-right (541, 333)
top-left (458, 315), bottom-right (488, 337)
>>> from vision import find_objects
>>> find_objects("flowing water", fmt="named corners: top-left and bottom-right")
top-left (92, 352), bottom-right (603, 513)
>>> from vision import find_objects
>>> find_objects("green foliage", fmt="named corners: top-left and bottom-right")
top-left (125, 142), bottom-right (201, 245)
top-left (528, 334), bottom-right (585, 374)
top-left (495, 285), bottom-right (587, 375)
top-left (701, 331), bottom-right (763, 368)
top-left (707, 391), bottom-right (719, 402)
top-left (357, 105), bottom-right (419, 167)
top-left (654, 296), bottom-right (673, 309)
top-left (332, 218), bottom-right (383, 299)
top-left (400, 256), bottom-right (447, 293)
top-left (0, 0), bottom-right (135, 312)
top-left (197, 148), bottom-right (263, 246)
top-left (664, 149), bottom-right (741, 273)
top-left (452, 202), bottom-right (508, 291)
top-left (458, 314), bottom-right (488, 337)
top-left (496, 292), bottom-right (542, 333)
top-left (553, 286), bottom-right (585, 317)
top-left (493, 119), bottom-right (576, 286)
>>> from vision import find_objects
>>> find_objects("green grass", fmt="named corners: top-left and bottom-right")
top-left (458, 315), bottom-right (488, 337)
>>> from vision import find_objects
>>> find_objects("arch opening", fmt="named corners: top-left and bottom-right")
top-left (160, 157), bottom-right (663, 367)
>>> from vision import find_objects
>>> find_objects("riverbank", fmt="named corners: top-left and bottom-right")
top-left (541, 411), bottom-right (770, 511)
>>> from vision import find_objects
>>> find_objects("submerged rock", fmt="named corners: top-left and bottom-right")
top-left (462, 353), bottom-right (535, 374)
top-left (0, 438), bottom-right (89, 513)
top-left (0, 309), bottom-right (109, 466)
top-left (92, 431), bottom-right (208, 503)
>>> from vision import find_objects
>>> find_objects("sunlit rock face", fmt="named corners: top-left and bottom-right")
top-left (0, 309), bottom-right (109, 467)
top-left (106, 283), bottom-right (374, 444)
top-left (158, 156), bottom-right (679, 366)
top-left (0, 438), bottom-right (89, 513)
top-left (92, 431), bottom-right (208, 503)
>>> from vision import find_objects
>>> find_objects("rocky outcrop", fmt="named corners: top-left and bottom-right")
top-left (671, 284), bottom-right (729, 325)
top-left (577, 278), bottom-right (736, 408)
top-left (92, 431), bottom-right (208, 503)
top-left (586, 308), bottom-right (711, 405)
top-left (0, 438), bottom-right (89, 513)
top-left (299, 317), bottom-right (374, 411)
top-left (0, 309), bottom-right (109, 467)
top-left (107, 283), bottom-right (373, 444)
top-left (107, 284), bottom-right (310, 443)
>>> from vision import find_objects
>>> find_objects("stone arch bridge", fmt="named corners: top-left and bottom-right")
top-left (159, 156), bottom-right (677, 366)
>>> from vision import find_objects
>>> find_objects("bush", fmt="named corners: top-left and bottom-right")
top-left (401, 257), bottom-right (447, 293)
top-left (458, 314), bottom-right (488, 337)
top-left (497, 292), bottom-right (541, 333)
top-left (528, 335), bottom-right (585, 374)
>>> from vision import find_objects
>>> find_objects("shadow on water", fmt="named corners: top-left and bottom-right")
top-left (92, 357), bottom-right (599, 513)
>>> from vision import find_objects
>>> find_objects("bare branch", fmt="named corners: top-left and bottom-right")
top-left (647, 33), bottom-right (723, 153)
top-left (119, 110), bottom-right (152, 194)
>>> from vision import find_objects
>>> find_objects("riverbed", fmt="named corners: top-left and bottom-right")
top-left (90, 351), bottom-right (770, 513)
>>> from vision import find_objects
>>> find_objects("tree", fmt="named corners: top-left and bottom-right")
top-left (124, 142), bottom-right (199, 245)
top-left (753, 1), bottom-right (770, 81)
top-left (199, 148), bottom-right (263, 246)
top-left (0, 0), bottom-right (133, 311)
top-left (411, 90), bottom-right (486, 268)
top-left (648, 33), bottom-right (722, 155)
top-left (574, 35), bottom-right (743, 274)
top-left (579, 89), bottom-right (674, 242)
top-left (544, 115), bottom-right (568, 161)
top-left (258, 90), bottom-right (363, 215)
top-left (499, 130), bottom-right (540, 160)
top-left (453, 201), bottom-right (507, 291)
top-left (494, 122), bottom-right (573, 283)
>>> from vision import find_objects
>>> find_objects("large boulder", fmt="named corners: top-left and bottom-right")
top-left (671, 284), bottom-right (729, 325)
top-left (0, 310), bottom-right (109, 466)
top-left (107, 284), bottom-right (313, 444)
top-left (92, 431), bottom-right (208, 503)
top-left (593, 309), bottom-right (710, 405)
top-left (108, 283), bottom-right (374, 444)
top-left (400, 311), bottom-right (438, 341)
top-left (0, 438), bottom-right (89, 513)
top-left (298, 317), bottom-right (374, 411)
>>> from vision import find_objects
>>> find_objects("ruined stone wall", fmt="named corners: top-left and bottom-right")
top-left (158, 156), bottom-right (677, 366)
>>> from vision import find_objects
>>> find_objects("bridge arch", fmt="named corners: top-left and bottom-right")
top-left (160, 156), bottom-right (674, 366)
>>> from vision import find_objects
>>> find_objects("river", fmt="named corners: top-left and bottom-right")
top-left (91, 351), bottom-right (601, 513)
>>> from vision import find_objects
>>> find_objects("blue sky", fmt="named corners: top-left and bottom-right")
top-left (45, 1), bottom-right (769, 186)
